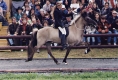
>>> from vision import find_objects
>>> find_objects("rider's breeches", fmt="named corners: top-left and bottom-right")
top-left (58, 27), bottom-right (66, 35)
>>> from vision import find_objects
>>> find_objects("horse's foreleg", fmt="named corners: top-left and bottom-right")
top-left (85, 42), bottom-right (91, 54)
top-left (63, 47), bottom-right (71, 64)
top-left (46, 42), bottom-right (59, 65)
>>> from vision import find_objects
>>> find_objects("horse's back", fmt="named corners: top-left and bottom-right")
top-left (37, 27), bottom-right (60, 43)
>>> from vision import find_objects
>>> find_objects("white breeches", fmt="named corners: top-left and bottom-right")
top-left (58, 27), bottom-right (66, 35)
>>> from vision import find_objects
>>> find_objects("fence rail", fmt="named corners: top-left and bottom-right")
top-left (0, 45), bottom-right (118, 50)
top-left (1, 34), bottom-right (118, 39)
top-left (0, 34), bottom-right (118, 50)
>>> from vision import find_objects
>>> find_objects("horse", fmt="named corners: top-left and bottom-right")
top-left (25, 12), bottom-right (97, 64)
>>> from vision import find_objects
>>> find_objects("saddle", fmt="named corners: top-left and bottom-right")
top-left (53, 24), bottom-right (69, 38)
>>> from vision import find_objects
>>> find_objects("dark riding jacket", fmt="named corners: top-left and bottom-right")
top-left (54, 7), bottom-right (64, 28)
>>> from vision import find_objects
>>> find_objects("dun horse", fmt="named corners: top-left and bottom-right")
top-left (26, 13), bottom-right (97, 64)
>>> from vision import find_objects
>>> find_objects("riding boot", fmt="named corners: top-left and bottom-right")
top-left (61, 34), bottom-right (67, 50)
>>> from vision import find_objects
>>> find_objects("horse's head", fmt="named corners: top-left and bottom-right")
top-left (81, 12), bottom-right (97, 27)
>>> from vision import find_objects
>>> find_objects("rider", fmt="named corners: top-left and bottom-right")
top-left (53, 0), bottom-right (67, 50)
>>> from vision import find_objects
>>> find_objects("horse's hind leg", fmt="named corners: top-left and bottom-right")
top-left (63, 47), bottom-right (71, 64)
top-left (46, 42), bottom-right (59, 65)
top-left (85, 42), bottom-right (91, 54)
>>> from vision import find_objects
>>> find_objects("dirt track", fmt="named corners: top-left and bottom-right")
top-left (0, 58), bottom-right (118, 73)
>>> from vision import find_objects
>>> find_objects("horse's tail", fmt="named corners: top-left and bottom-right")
top-left (26, 30), bottom-right (38, 62)
top-left (31, 31), bottom-right (37, 47)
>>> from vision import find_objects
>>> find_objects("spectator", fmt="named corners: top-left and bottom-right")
top-left (40, 0), bottom-right (47, 7)
top-left (30, 13), bottom-right (39, 21)
top-left (92, 2), bottom-right (101, 13)
top-left (85, 24), bottom-right (96, 45)
top-left (43, 0), bottom-right (51, 13)
top-left (101, 2), bottom-right (111, 17)
top-left (102, 0), bottom-right (116, 8)
top-left (44, 13), bottom-right (53, 26)
top-left (87, 7), bottom-right (95, 20)
top-left (61, 5), bottom-right (68, 20)
top-left (94, 0), bottom-right (103, 10)
top-left (43, 20), bottom-right (49, 27)
top-left (50, 4), bottom-right (55, 20)
top-left (63, 0), bottom-right (71, 9)
top-left (28, 8), bottom-right (36, 19)
top-left (34, 0), bottom-right (43, 8)
top-left (27, 0), bottom-right (34, 8)
top-left (77, 3), bottom-right (84, 13)
top-left (0, 7), bottom-right (8, 26)
top-left (96, 15), bottom-right (112, 45)
top-left (67, 7), bottom-right (73, 19)
top-left (22, 1), bottom-right (31, 11)
top-left (23, 5), bottom-right (31, 16)
top-left (34, 4), bottom-right (41, 17)
top-left (80, 0), bottom-right (88, 8)
top-left (19, 13), bottom-right (33, 26)
top-left (32, 17), bottom-right (43, 30)
top-left (0, 0), bottom-right (7, 17)
top-left (114, 3), bottom-right (118, 12)
top-left (70, 0), bottom-right (80, 11)
top-left (49, 0), bottom-right (57, 4)
top-left (107, 10), bottom-right (118, 24)
top-left (16, 18), bottom-right (32, 47)
top-left (86, 0), bottom-right (93, 12)
top-left (94, 12), bottom-right (101, 24)
top-left (111, 19), bottom-right (118, 45)
top-left (14, 7), bottom-right (23, 21)
top-left (7, 17), bottom-right (19, 46)
top-left (38, 8), bottom-right (46, 24)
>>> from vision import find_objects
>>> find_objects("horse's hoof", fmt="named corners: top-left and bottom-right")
top-left (65, 62), bottom-right (68, 65)
top-left (85, 49), bottom-right (91, 54)
top-left (56, 62), bottom-right (60, 65)
top-left (85, 50), bottom-right (88, 54)
top-left (25, 60), bottom-right (29, 62)
top-left (62, 61), bottom-right (68, 65)
top-left (25, 58), bottom-right (32, 62)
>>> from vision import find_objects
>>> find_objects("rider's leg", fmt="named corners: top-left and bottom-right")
top-left (58, 27), bottom-right (67, 50)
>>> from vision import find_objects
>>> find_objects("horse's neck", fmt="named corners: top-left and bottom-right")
top-left (71, 16), bottom-right (85, 31)
top-left (70, 17), bottom-right (85, 39)
top-left (77, 17), bottom-right (85, 29)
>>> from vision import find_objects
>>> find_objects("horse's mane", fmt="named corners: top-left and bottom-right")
top-left (69, 13), bottom-right (81, 25)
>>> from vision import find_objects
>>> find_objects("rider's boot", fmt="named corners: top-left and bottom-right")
top-left (61, 34), bottom-right (67, 50)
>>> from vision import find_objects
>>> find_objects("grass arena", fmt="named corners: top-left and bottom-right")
top-left (0, 49), bottom-right (118, 80)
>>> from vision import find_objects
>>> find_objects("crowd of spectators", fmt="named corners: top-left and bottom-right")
top-left (0, 0), bottom-right (8, 26)
top-left (2, 0), bottom-right (118, 49)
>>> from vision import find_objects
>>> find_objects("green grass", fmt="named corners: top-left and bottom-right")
top-left (0, 72), bottom-right (118, 80)
top-left (0, 48), bottom-right (118, 59)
